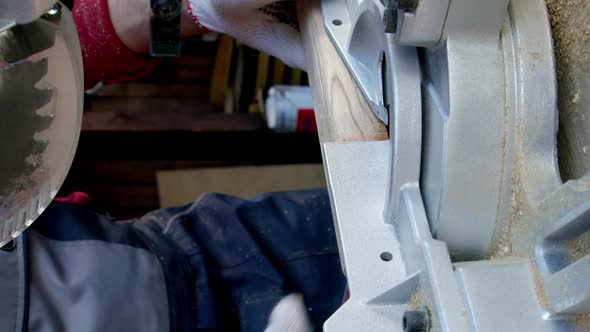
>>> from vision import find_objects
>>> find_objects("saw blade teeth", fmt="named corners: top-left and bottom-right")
top-left (29, 140), bottom-right (49, 156)
top-left (1, 58), bottom-right (49, 85)
top-left (0, 56), bottom-right (55, 197)
top-left (34, 84), bottom-right (56, 134)
top-left (27, 58), bottom-right (49, 85)
top-left (34, 87), bottom-right (54, 110)
top-left (24, 151), bottom-right (44, 168)
top-left (0, 21), bottom-right (56, 63)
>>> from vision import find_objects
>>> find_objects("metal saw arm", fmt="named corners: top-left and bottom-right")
top-left (297, 0), bottom-right (590, 331)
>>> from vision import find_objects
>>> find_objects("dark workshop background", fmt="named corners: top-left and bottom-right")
top-left (59, 35), bottom-right (322, 219)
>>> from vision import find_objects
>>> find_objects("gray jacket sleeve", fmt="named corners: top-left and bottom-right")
top-left (0, 202), bottom-right (191, 332)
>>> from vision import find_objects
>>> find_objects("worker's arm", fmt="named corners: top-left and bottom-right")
top-left (73, 0), bottom-right (304, 88)
top-left (110, 0), bottom-right (305, 69)
top-left (185, 0), bottom-right (304, 69)
top-left (72, 0), bottom-right (163, 88)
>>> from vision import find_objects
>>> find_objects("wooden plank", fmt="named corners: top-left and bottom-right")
top-left (224, 87), bottom-right (234, 114)
top-left (236, 46), bottom-right (260, 113)
top-left (65, 160), bottom-right (256, 185)
top-left (210, 35), bottom-right (235, 105)
top-left (290, 68), bottom-right (304, 85)
top-left (256, 52), bottom-right (271, 89)
top-left (168, 55), bottom-right (214, 68)
top-left (82, 106), bottom-right (264, 132)
top-left (97, 83), bottom-right (209, 98)
top-left (272, 58), bottom-right (286, 85)
top-left (139, 64), bottom-right (212, 83)
top-left (228, 45), bottom-right (259, 113)
top-left (133, 55), bottom-right (213, 84)
top-left (157, 164), bottom-right (326, 207)
top-left (297, 0), bottom-right (388, 143)
top-left (87, 96), bottom-right (219, 113)
top-left (231, 45), bottom-right (245, 113)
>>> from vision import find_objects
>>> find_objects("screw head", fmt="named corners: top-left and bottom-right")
top-left (42, 3), bottom-right (62, 21)
top-left (1, 240), bottom-right (16, 252)
top-left (383, 8), bottom-right (398, 34)
top-left (403, 310), bottom-right (431, 332)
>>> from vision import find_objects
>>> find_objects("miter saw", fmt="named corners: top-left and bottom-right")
top-left (317, 0), bottom-right (590, 331)
top-left (1, 0), bottom-right (589, 331)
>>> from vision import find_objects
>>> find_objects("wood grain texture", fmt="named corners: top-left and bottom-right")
top-left (297, 0), bottom-right (388, 143)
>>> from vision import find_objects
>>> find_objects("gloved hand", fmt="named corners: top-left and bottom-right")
top-left (187, 0), bottom-right (305, 69)
top-left (264, 294), bottom-right (312, 332)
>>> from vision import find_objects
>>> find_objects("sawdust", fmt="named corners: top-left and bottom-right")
top-left (489, 161), bottom-right (528, 259)
top-left (578, 314), bottom-right (590, 330)
top-left (408, 287), bottom-right (424, 310)
top-left (546, 0), bottom-right (590, 78)
top-left (406, 280), bottom-right (442, 331)
top-left (568, 229), bottom-right (590, 262)
top-left (548, 0), bottom-right (590, 180)
top-left (529, 242), bottom-right (590, 329)
top-left (531, 267), bottom-right (551, 313)
top-left (572, 91), bottom-right (581, 104)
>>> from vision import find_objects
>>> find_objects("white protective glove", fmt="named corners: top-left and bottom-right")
top-left (264, 294), bottom-right (313, 332)
top-left (187, 0), bottom-right (305, 69)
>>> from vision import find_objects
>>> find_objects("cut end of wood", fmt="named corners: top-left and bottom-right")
top-left (296, 0), bottom-right (389, 143)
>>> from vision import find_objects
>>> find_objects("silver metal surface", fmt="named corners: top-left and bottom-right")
top-left (322, 141), bottom-right (404, 332)
top-left (420, 0), bottom-right (510, 259)
top-left (395, 0), bottom-right (450, 47)
top-left (395, 186), bottom-right (470, 331)
top-left (322, 0), bottom-right (389, 123)
top-left (529, 176), bottom-right (590, 315)
top-left (320, 0), bottom-right (590, 330)
top-left (453, 259), bottom-right (577, 331)
top-left (382, 33), bottom-right (421, 221)
top-left (322, 142), bottom-right (470, 332)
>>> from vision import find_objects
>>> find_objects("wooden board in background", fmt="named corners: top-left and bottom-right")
top-left (290, 68), bottom-right (304, 86)
top-left (62, 130), bottom-right (323, 218)
top-left (157, 164), bottom-right (326, 207)
top-left (210, 35), bottom-right (235, 105)
top-left (272, 58), bottom-right (286, 85)
top-left (256, 53), bottom-right (271, 90)
top-left (97, 83), bottom-right (210, 99)
top-left (70, 33), bottom-right (326, 220)
top-left (82, 103), bottom-right (262, 132)
top-left (82, 112), bottom-right (262, 132)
